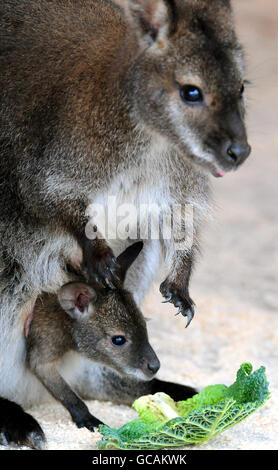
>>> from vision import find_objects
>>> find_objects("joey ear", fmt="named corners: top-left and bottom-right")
top-left (116, 241), bottom-right (144, 283)
top-left (58, 282), bottom-right (97, 320)
top-left (114, 0), bottom-right (172, 50)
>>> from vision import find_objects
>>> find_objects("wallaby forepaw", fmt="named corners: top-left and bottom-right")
top-left (75, 415), bottom-right (104, 433)
top-left (83, 240), bottom-right (120, 289)
top-left (160, 280), bottom-right (195, 327)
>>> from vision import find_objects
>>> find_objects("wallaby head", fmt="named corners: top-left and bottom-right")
top-left (116, 0), bottom-right (251, 177)
top-left (58, 242), bottom-right (160, 381)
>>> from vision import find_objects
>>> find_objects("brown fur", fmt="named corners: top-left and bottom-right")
top-left (25, 244), bottom-right (160, 431)
top-left (0, 0), bottom-right (250, 447)
top-left (26, 284), bottom-right (159, 431)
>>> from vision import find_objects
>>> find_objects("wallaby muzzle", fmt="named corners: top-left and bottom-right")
top-left (140, 344), bottom-right (161, 379)
top-left (207, 110), bottom-right (251, 171)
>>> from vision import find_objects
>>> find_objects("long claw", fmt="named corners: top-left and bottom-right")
top-left (105, 277), bottom-right (116, 289)
top-left (110, 257), bottom-right (117, 267)
top-left (162, 295), bottom-right (172, 303)
top-left (179, 301), bottom-right (195, 317)
top-left (185, 305), bottom-right (195, 328)
top-left (109, 268), bottom-right (122, 283)
top-left (185, 311), bottom-right (193, 328)
top-left (91, 274), bottom-right (106, 288)
top-left (175, 307), bottom-right (183, 316)
top-left (189, 303), bottom-right (195, 317)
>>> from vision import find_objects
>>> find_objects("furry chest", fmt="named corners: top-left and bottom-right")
top-left (86, 170), bottom-right (171, 242)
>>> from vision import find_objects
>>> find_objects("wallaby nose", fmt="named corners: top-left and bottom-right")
top-left (223, 141), bottom-right (251, 166)
top-left (142, 345), bottom-right (160, 378)
top-left (148, 361), bottom-right (160, 375)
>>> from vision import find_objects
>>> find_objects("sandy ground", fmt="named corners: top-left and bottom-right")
top-left (1, 0), bottom-right (278, 451)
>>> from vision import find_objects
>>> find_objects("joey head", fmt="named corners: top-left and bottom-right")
top-left (26, 243), bottom-right (160, 431)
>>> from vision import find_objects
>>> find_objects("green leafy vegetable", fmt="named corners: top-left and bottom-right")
top-left (98, 363), bottom-right (270, 450)
top-left (133, 392), bottom-right (180, 424)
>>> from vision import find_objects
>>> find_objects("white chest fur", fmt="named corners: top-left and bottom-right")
top-left (86, 138), bottom-right (173, 243)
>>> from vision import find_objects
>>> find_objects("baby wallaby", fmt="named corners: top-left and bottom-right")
top-left (25, 242), bottom-right (160, 431)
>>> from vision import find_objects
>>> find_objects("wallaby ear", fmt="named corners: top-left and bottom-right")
top-left (116, 241), bottom-right (144, 283)
top-left (114, 0), bottom-right (172, 51)
top-left (58, 282), bottom-right (97, 320)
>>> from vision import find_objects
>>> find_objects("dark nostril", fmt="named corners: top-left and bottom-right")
top-left (226, 142), bottom-right (251, 164)
top-left (148, 362), bottom-right (160, 375)
top-left (227, 145), bottom-right (238, 163)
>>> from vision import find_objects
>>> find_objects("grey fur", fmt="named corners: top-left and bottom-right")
top-left (25, 263), bottom-right (160, 429)
top-left (0, 0), bottom-right (250, 411)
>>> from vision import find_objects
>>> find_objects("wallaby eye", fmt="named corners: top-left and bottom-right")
top-left (180, 85), bottom-right (203, 104)
top-left (240, 84), bottom-right (245, 96)
top-left (111, 335), bottom-right (126, 346)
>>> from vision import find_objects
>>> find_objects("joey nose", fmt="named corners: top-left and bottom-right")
top-left (147, 360), bottom-right (160, 375)
top-left (224, 141), bottom-right (251, 166)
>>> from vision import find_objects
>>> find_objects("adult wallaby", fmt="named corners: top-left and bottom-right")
top-left (25, 243), bottom-right (161, 437)
top-left (0, 0), bottom-right (250, 448)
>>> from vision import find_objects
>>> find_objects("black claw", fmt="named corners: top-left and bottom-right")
top-left (185, 306), bottom-right (195, 328)
top-left (172, 299), bottom-right (195, 327)
top-left (185, 312), bottom-right (192, 328)
top-left (162, 294), bottom-right (172, 303)
top-left (94, 275), bottom-right (107, 288)
top-left (109, 256), bottom-right (117, 266)
top-left (76, 416), bottom-right (104, 432)
top-left (160, 281), bottom-right (196, 327)
top-left (189, 303), bottom-right (195, 316)
top-left (175, 307), bottom-right (183, 316)
top-left (105, 277), bottom-right (115, 289)
top-left (175, 305), bottom-right (194, 327)
top-left (109, 267), bottom-right (122, 283)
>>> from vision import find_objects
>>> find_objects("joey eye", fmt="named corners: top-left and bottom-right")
top-left (111, 335), bottom-right (126, 346)
top-left (240, 84), bottom-right (245, 96)
top-left (180, 85), bottom-right (203, 104)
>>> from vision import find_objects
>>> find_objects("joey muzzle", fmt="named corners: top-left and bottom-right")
top-left (220, 110), bottom-right (251, 168)
top-left (141, 345), bottom-right (160, 379)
